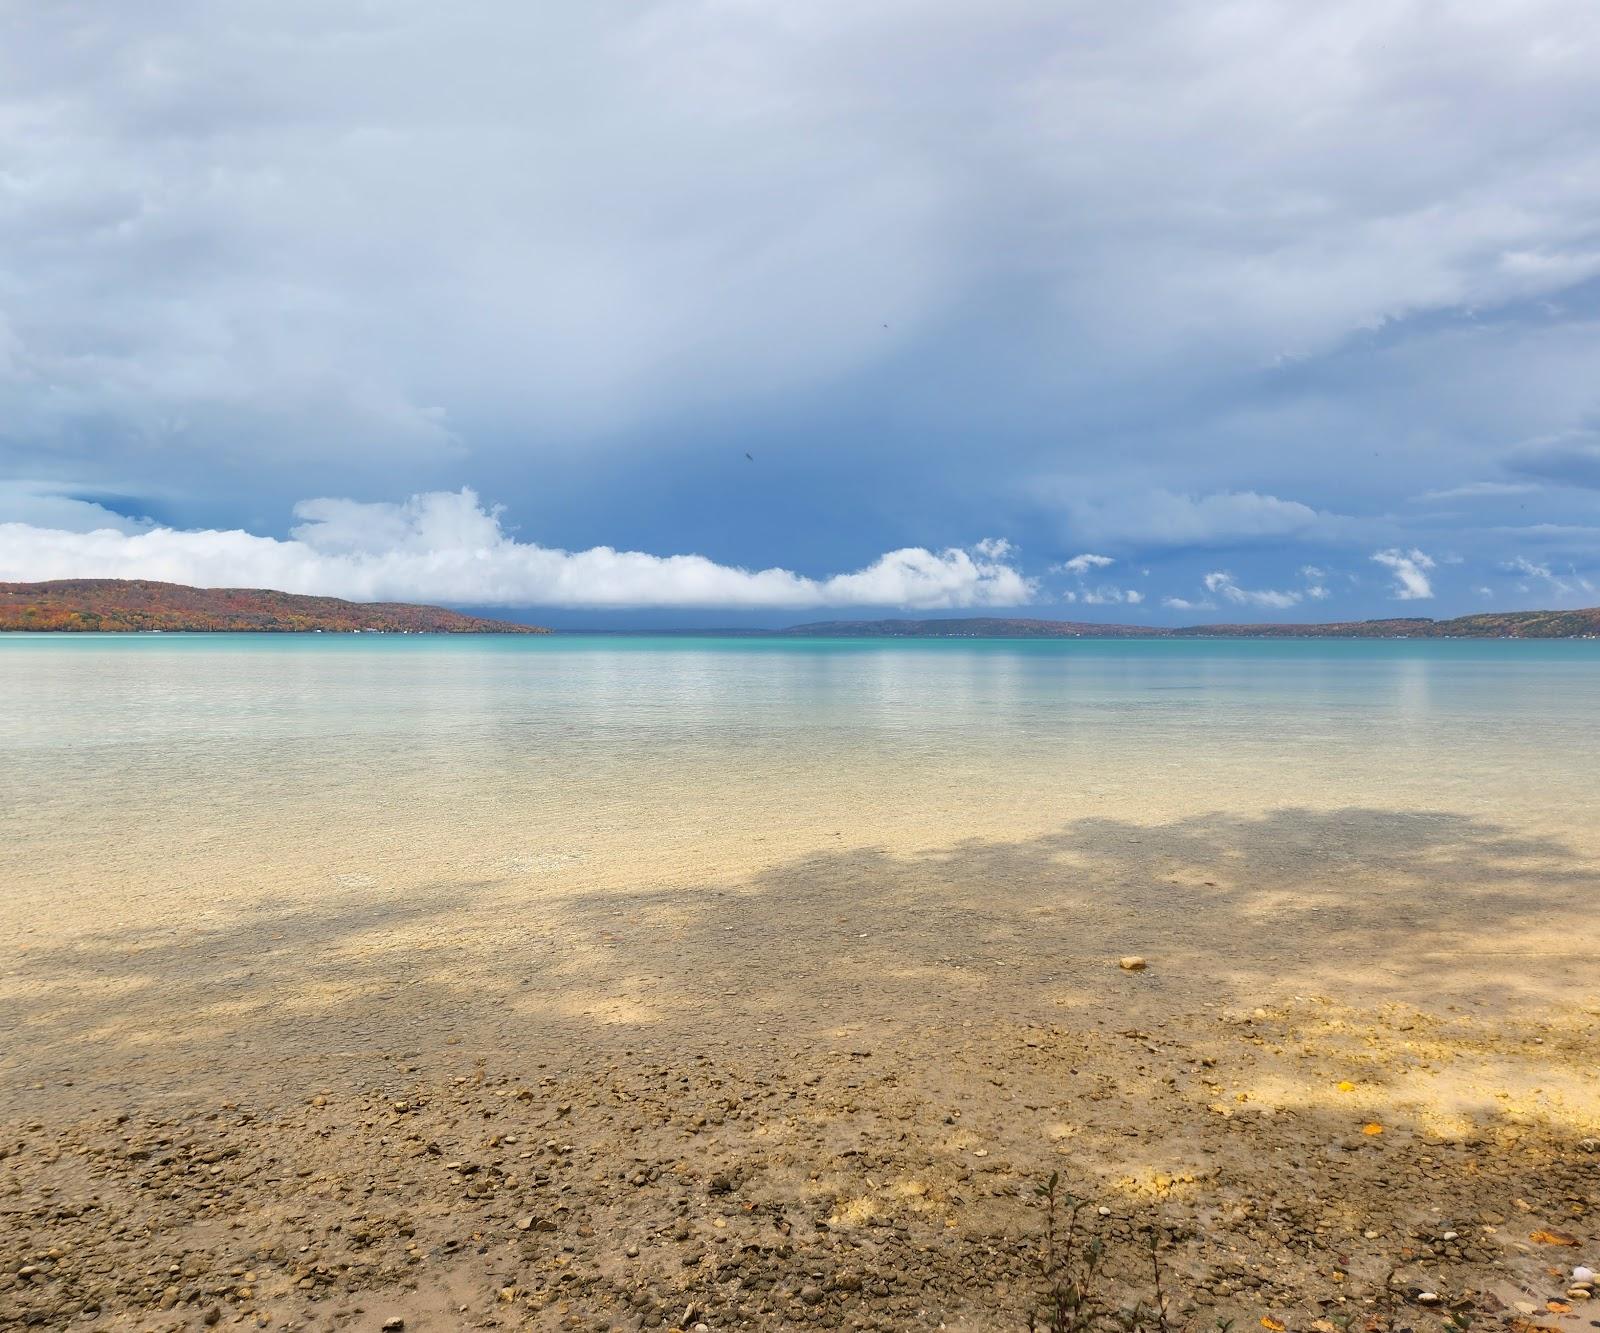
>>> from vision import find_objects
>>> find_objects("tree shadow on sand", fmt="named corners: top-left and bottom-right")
top-left (5, 805), bottom-right (1597, 1096)
top-left (3, 806), bottom-right (1598, 1330)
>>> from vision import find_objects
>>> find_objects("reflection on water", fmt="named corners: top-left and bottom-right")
top-left (3, 635), bottom-right (1598, 910)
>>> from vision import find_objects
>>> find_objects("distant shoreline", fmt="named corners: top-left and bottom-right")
top-left (0, 578), bottom-right (549, 635)
top-left (3, 578), bottom-right (1599, 637)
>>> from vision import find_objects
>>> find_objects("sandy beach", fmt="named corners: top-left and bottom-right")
top-left (5, 800), bottom-right (1599, 1332)
top-left (9, 0), bottom-right (1600, 1319)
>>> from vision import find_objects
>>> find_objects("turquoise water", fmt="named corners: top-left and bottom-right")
top-left (4, 634), bottom-right (1599, 910)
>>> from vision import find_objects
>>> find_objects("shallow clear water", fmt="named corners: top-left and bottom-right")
top-left (4, 634), bottom-right (1599, 911)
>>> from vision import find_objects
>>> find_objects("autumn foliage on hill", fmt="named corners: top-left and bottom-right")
top-left (783, 609), bottom-right (1600, 639)
top-left (0, 580), bottom-right (549, 633)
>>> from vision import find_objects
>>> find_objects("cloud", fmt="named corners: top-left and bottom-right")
top-left (1505, 555), bottom-right (1556, 581)
top-left (1201, 571), bottom-right (1304, 610)
top-left (1371, 548), bottom-right (1436, 600)
top-left (0, 489), bottom-right (1036, 610)
top-left (1414, 480), bottom-right (1540, 503)
top-left (1298, 565), bottom-right (1331, 599)
top-left (1501, 554), bottom-right (1595, 598)
top-left (7, 0), bottom-right (1600, 550)
top-left (1505, 430), bottom-right (1600, 490)
top-left (1081, 585), bottom-right (1143, 605)
top-left (1055, 552), bottom-right (1114, 574)
top-left (1165, 564), bottom-right (1332, 613)
top-left (0, 481), bottom-right (154, 534)
top-left (1062, 491), bottom-right (1322, 549)
top-left (973, 537), bottom-right (1014, 559)
top-left (1049, 551), bottom-right (1142, 605)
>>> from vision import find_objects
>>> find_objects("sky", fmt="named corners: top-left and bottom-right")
top-left (2, 1), bottom-right (1600, 627)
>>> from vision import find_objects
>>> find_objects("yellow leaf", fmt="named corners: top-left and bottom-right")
top-left (1336, 1081), bottom-right (1356, 1093)
top-left (1262, 1318), bottom-right (1287, 1331)
top-left (1362, 1123), bottom-right (1384, 1136)
top-left (1530, 1228), bottom-right (1580, 1247)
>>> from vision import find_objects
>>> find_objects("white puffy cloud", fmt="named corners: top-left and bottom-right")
top-left (972, 537), bottom-right (1014, 559)
top-left (1371, 548), bottom-right (1436, 600)
top-left (0, 488), bottom-right (1035, 610)
top-left (1201, 571), bottom-right (1303, 610)
top-left (1082, 586), bottom-right (1143, 605)
top-left (1056, 552), bottom-right (1114, 574)
top-left (1296, 565), bottom-right (1332, 599)
top-left (1050, 551), bottom-right (1142, 606)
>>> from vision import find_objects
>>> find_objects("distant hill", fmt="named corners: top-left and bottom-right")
top-left (781, 609), bottom-right (1600, 639)
top-left (0, 580), bottom-right (550, 633)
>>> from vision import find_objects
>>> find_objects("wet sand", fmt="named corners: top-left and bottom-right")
top-left (4, 806), bottom-right (1599, 1332)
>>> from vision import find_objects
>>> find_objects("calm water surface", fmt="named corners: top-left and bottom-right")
top-left (4, 635), bottom-right (1598, 910)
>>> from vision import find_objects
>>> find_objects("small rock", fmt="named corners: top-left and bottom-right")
top-left (1118, 956), bottom-right (1147, 971)
top-left (799, 1284), bottom-right (824, 1305)
top-left (382, 1321), bottom-right (405, 1332)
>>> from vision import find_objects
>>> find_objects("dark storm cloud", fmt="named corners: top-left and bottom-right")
top-left (1508, 430), bottom-right (1600, 490)
top-left (3, 1), bottom-right (1600, 613)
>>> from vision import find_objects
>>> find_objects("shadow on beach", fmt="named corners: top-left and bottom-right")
top-left (3, 807), bottom-right (1597, 1329)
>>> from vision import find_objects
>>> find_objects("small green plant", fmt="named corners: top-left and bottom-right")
top-left (1026, 1175), bottom-right (1177, 1333)
top-left (1029, 1171), bottom-right (1100, 1333)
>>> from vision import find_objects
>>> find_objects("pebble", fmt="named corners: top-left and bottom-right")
top-left (8, 979), bottom-right (1592, 1333)
top-left (1119, 956), bottom-right (1148, 971)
